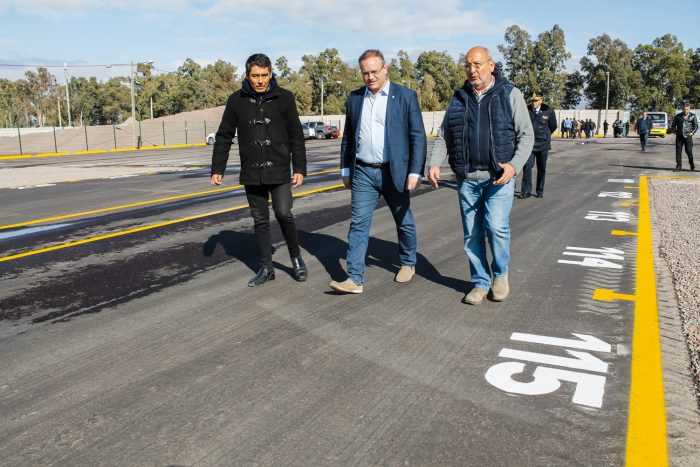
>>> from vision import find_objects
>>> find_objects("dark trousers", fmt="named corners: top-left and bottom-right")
top-left (245, 183), bottom-right (300, 268)
top-left (521, 150), bottom-right (549, 196)
top-left (639, 131), bottom-right (649, 149)
top-left (675, 136), bottom-right (694, 168)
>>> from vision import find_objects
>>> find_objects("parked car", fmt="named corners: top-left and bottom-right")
top-left (301, 123), bottom-right (316, 139)
top-left (328, 125), bottom-right (340, 138)
top-left (206, 132), bottom-right (237, 145)
top-left (307, 121), bottom-right (333, 139)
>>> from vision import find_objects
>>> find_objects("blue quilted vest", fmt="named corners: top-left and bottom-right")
top-left (445, 74), bottom-right (516, 178)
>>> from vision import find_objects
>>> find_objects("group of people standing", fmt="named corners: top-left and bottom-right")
top-left (560, 118), bottom-right (596, 138)
top-left (211, 47), bottom-right (535, 306)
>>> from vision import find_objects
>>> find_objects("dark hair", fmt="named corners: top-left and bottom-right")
top-left (245, 53), bottom-right (272, 74)
top-left (358, 49), bottom-right (385, 66)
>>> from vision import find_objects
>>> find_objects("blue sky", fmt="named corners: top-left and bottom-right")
top-left (1, 0), bottom-right (698, 82)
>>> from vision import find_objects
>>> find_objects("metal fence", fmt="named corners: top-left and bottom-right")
top-left (0, 120), bottom-right (222, 155)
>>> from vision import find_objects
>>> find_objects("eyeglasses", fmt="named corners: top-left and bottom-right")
top-left (465, 60), bottom-right (491, 71)
top-left (361, 67), bottom-right (385, 78)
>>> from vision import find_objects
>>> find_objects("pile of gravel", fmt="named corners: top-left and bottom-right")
top-left (650, 177), bottom-right (700, 405)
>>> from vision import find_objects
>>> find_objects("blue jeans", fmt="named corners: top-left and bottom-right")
top-left (346, 164), bottom-right (417, 285)
top-left (457, 178), bottom-right (515, 290)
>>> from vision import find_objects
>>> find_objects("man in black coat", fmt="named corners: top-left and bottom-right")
top-left (671, 102), bottom-right (698, 171)
top-left (520, 91), bottom-right (557, 199)
top-left (211, 53), bottom-right (308, 286)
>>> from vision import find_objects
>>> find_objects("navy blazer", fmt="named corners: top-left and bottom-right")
top-left (340, 82), bottom-right (427, 192)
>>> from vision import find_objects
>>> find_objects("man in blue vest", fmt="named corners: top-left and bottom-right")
top-left (330, 49), bottom-right (427, 294)
top-left (427, 46), bottom-right (534, 305)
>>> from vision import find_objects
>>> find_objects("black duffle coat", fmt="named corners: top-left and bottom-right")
top-left (211, 78), bottom-right (306, 185)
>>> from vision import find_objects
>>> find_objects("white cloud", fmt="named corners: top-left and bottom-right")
top-left (0, 0), bottom-right (191, 18)
top-left (201, 0), bottom-right (505, 40)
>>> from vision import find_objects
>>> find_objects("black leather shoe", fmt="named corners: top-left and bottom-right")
top-left (691, 165), bottom-right (696, 171)
top-left (520, 193), bottom-right (531, 199)
top-left (291, 256), bottom-right (307, 282)
top-left (535, 193), bottom-right (543, 198)
top-left (673, 166), bottom-right (682, 172)
top-left (248, 267), bottom-right (275, 287)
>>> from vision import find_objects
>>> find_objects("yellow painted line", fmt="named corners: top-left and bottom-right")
top-left (625, 175), bottom-right (667, 465)
top-left (624, 186), bottom-right (639, 189)
top-left (36, 151), bottom-right (73, 158)
top-left (592, 288), bottom-right (635, 302)
top-left (74, 149), bottom-right (107, 155)
top-left (611, 230), bottom-right (638, 236)
top-left (168, 144), bottom-right (193, 148)
top-left (109, 147), bottom-right (138, 152)
top-left (0, 185), bottom-right (241, 230)
top-left (192, 143), bottom-right (207, 147)
top-left (0, 168), bottom-right (339, 231)
top-left (619, 202), bottom-right (639, 207)
top-left (0, 183), bottom-right (345, 263)
top-left (0, 154), bottom-right (32, 160)
top-left (140, 145), bottom-right (167, 150)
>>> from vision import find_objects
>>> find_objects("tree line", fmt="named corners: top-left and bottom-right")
top-left (1, 25), bottom-right (699, 128)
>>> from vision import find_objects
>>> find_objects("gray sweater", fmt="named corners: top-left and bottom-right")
top-left (427, 86), bottom-right (534, 180)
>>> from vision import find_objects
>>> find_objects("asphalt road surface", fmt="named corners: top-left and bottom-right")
top-left (1, 136), bottom-right (699, 465)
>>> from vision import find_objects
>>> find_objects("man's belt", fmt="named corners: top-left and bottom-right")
top-left (252, 161), bottom-right (274, 168)
top-left (356, 159), bottom-right (388, 169)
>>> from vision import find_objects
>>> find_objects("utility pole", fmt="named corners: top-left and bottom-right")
top-left (130, 61), bottom-right (137, 146)
top-left (57, 94), bottom-right (62, 128)
top-left (64, 63), bottom-right (72, 127)
top-left (320, 76), bottom-right (324, 118)
top-left (150, 96), bottom-right (153, 120)
top-left (604, 70), bottom-right (610, 132)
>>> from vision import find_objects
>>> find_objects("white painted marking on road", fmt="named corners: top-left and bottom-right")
top-left (585, 211), bottom-right (632, 222)
top-left (12, 184), bottom-right (57, 190)
top-left (485, 362), bottom-right (607, 408)
top-left (511, 333), bottom-right (612, 353)
top-left (558, 246), bottom-right (625, 269)
top-left (598, 192), bottom-right (633, 198)
top-left (499, 348), bottom-right (608, 373)
top-left (608, 179), bottom-right (634, 183)
top-left (0, 223), bottom-right (73, 240)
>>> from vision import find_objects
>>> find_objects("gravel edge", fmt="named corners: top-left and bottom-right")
top-left (650, 177), bottom-right (700, 465)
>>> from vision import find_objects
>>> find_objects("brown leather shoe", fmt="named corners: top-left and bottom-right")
top-left (395, 265), bottom-right (415, 283)
top-left (491, 274), bottom-right (510, 301)
top-left (462, 287), bottom-right (488, 305)
top-left (329, 278), bottom-right (363, 294)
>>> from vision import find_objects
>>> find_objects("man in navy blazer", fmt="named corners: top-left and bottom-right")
top-left (330, 49), bottom-right (427, 294)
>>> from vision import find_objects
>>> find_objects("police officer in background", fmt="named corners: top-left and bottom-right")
top-left (520, 91), bottom-right (557, 199)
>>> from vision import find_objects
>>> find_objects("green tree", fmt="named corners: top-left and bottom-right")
top-left (632, 34), bottom-right (692, 113)
top-left (275, 56), bottom-right (292, 78)
top-left (688, 48), bottom-right (700, 108)
top-left (562, 71), bottom-right (584, 109)
top-left (415, 50), bottom-right (462, 108)
top-left (388, 50), bottom-right (419, 91)
top-left (531, 25), bottom-right (571, 106)
top-left (499, 24), bottom-right (571, 106)
top-left (580, 34), bottom-right (639, 110)
top-left (300, 48), bottom-right (358, 115)
top-left (21, 67), bottom-right (58, 126)
top-left (498, 25), bottom-right (535, 92)
top-left (201, 60), bottom-right (239, 107)
top-left (0, 78), bottom-right (30, 126)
